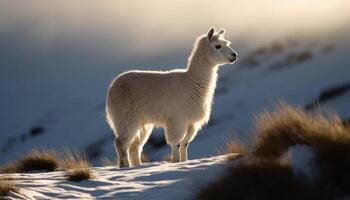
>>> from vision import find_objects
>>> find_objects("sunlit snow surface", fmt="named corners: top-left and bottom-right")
top-left (2, 155), bottom-right (231, 200)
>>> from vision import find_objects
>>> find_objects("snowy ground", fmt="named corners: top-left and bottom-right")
top-left (2, 155), bottom-right (233, 200)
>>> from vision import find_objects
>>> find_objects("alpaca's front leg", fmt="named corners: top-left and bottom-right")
top-left (170, 144), bottom-right (181, 162)
top-left (165, 122), bottom-right (187, 163)
top-left (179, 142), bottom-right (189, 161)
top-left (180, 124), bottom-right (197, 162)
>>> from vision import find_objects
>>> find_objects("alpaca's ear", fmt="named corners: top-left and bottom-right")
top-left (207, 27), bottom-right (215, 41)
top-left (218, 29), bottom-right (225, 35)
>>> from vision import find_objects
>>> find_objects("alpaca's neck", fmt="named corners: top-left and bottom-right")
top-left (186, 51), bottom-right (218, 105)
top-left (187, 57), bottom-right (218, 88)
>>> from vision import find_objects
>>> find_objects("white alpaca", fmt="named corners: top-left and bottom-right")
top-left (106, 27), bottom-right (237, 168)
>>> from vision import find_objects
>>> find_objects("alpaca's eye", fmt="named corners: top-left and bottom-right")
top-left (215, 45), bottom-right (222, 49)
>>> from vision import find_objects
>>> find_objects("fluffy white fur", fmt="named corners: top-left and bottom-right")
top-left (106, 27), bottom-right (237, 168)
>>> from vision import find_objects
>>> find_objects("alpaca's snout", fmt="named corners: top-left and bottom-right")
top-left (228, 52), bottom-right (237, 63)
top-left (231, 52), bottom-right (237, 59)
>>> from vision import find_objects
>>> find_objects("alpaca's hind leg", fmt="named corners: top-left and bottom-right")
top-left (129, 124), bottom-right (153, 166)
top-left (115, 124), bottom-right (139, 168)
top-left (165, 122), bottom-right (188, 162)
top-left (129, 134), bottom-right (141, 167)
top-left (130, 124), bottom-right (153, 166)
top-left (180, 124), bottom-right (197, 162)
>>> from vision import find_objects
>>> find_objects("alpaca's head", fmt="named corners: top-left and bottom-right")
top-left (193, 27), bottom-right (237, 67)
top-left (206, 27), bottom-right (237, 65)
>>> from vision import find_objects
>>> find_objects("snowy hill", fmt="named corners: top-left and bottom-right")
top-left (2, 155), bottom-right (231, 200)
top-left (1, 34), bottom-right (350, 165)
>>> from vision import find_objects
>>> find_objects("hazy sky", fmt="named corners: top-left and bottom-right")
top-left (0, 0), bottom-right (349, 72)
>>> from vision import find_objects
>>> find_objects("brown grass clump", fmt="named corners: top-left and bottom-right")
top-left (311, 134), bottom-right (350, 194)
top-left (343, 117), bottom-right (350, 128)
top-left (252, 103), bottom-right (349, 159)
top-left (0, 149), bottom-right (59, 173)
top-left (66, 168), bottom-right (92, 182)
top-left (59, 150), bottom-right (93, 182)
top-left (252, 103), bottom-right (350, 194)
top-left (59, 150), bottom-right (89, 170)
top-left (0, 177), bottom-right (19, 198)
top-left (0, 148), bottom-right (94, 183)
top-left (220, 135), bottom-right (247, 160)
top-left (198, 103), bottom-right (350, 200)
top-left (0, 163), bottom-right (19, 174)
top-left (0, 148), bottom-right (94, 182)
top-left (198, 159), bottom-right (325, 200)
top-left (222, 135), bottom-right (247, 154)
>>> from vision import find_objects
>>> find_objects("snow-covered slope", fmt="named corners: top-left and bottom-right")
top-left (0, 33), bottom-right (349, 165)
top-left (2, 155), bottom-right (231, 200)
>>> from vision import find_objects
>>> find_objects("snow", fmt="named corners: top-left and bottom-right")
top-left (3, 155), bottom-right (232, 200)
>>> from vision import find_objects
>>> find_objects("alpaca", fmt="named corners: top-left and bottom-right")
top-left (106, 27), bottom-right (237, 168)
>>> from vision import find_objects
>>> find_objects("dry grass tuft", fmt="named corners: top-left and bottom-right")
top-left (59, 150), bottom-right (89, 170)
top-left (59, 150), bottom-right (93, 182)
top-left (222, 135), bottom-right (247, 155)
top-left (343, 117), bottom-right (350, 128)
top-left (197, 159), bottom-right (325, 200)
top-left (220, 135), bottom-right (247, 160)
top-left (198, 103), bottom-right (350, 200)
top-left (0, 149), bottom-right (59, 173)
top-left (0, 163), bottom-right (20, 174)
top-left (252, 103), bottom-right (349, 159)
top-left (0, 177), bottom-right (19, 198)
top-left (311, 134), bottom-right (350, 193)
top-left (0, 148), bottom-right (94, 182)
top-left (67, 168), bottom-right (92, 182)
top-left (252, 103), bottom-right (350, 195)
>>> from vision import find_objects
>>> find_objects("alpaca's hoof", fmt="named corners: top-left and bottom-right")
top-left (118, 161), bottom-right (130, 168)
